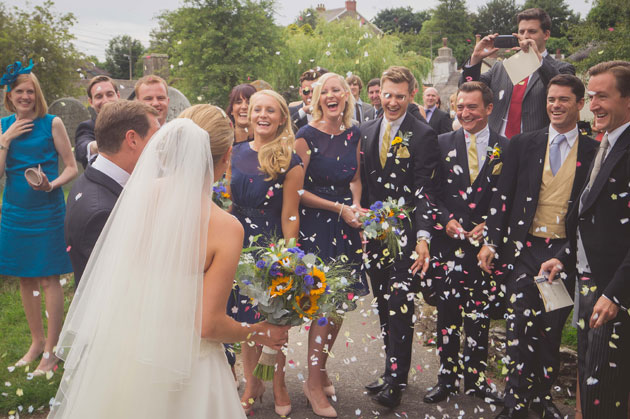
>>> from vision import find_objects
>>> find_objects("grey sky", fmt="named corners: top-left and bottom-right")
top-left (5, 0), bottom-right (594, 60)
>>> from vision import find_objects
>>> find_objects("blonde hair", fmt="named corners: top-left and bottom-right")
top-left (311, 73), bottom-right (355, 128)
top-left (248, 90), bottom-right (295, 180)
top-left (134, 75), bottom-right (168, 98)
top-left (178, 104), bottom-right (234, 161)
top-left (4, 73), bottom-right (48, 118)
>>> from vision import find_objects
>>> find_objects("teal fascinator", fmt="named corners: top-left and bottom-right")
top-left (1, 59), bottom-right (34, 92)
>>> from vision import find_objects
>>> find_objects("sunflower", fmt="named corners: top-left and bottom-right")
top-left (296, 292), bottom-right (320, 318)
top-left (269, 276), bottom-right (293, 297)
top-left (309, 267), bottom-right (327, 295)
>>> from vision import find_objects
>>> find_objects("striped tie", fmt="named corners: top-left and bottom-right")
top-left (468, 133), bottom-right (479, 184)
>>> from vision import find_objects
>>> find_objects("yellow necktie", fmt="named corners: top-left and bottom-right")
top-left (468, 133), bottom-right (479, 184)
top-left (380, 122), bottom-right (392, 168)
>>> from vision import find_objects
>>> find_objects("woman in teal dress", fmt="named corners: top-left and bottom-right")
top-left (0, 61), bottom-right (78, 374)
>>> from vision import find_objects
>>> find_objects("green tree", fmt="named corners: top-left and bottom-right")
top-left (569, 0), bottom-right (630, 72)
top-left (522, 0), bottom-right (579, 37)
top-left (372, 7), bottom-right (431, 34)
top-left (104, 35), bottom-right (145, 80)
top-left (0, 0), bottom-right (82, 101)
top-left (472, 0), bottom-right (519, 35)
top-left (295, 7), bottom-right (320, 29)
top-left (418, 0), bottom-right (474, 65)
top-left (260, 19), bottom-right (431, 103)
top-left (150, 0), bottom-right (281, 107)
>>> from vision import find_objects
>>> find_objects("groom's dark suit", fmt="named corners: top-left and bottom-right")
top-left (484, 127), bottom-right (597, 410)
top-left (360, 112), bottom-right (441, 387)
top-left (65, 165), bottom-right (122, 287)
top-left (431, 128), bottom-right (508, 390)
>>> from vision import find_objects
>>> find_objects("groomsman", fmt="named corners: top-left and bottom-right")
top-left (135, 75), bottom-right (170, 126)
top-left (425, 82), bottom-right (507, 404)
top-left (289, 68), bottom-right (327, 130)
top-left (75, 75), bottom-right (120, 168)
top-left (541, 61), bottom-right (630, 419)
top-left (65, 101), bottom-right (160, 286)
top-left (478, 74), bottom-right (598, 419)
top-left (360, 65), bottom-right (441, 408)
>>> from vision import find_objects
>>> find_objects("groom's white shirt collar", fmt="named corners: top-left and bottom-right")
top-left (92, 155), bottom-right (130, 187)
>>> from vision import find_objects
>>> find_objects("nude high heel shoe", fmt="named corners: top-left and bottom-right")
top-left (303, 382), bottom-right (337, 418)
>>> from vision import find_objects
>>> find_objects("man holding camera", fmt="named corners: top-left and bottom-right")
top-left (461, 8), bottom-right (575, 138)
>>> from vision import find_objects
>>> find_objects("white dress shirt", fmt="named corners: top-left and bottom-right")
top-left (91, 155), bottom-right (131, 187)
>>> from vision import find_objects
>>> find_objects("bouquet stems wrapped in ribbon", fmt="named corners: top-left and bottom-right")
top-left (360, 197), bottom-right (411, 259)
top-left (236, 237), bottom-right (356, 381)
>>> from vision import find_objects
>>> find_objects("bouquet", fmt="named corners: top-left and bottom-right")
top-left (212, 178), bottom-right (232, 210)
top-left (236, 237), bottom-right (356, 380)
top-left (360, 197), bottom-right (411, 258)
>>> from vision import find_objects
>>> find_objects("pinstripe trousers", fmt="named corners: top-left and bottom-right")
top-left (577, 275), bottom-right (630, 418)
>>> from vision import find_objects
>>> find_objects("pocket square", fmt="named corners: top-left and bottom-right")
top-left (396, 146), bottom-right (411, 158)
top-left (492, 162), bottom-right (503, 175)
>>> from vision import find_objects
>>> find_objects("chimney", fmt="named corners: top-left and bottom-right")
top-left (345, 0), bottom-right (357, 12)
top-left (316, 3), bottom-right (325, 12)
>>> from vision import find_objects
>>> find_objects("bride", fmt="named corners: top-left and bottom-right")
top-left (49, 115), bottom-right (289, 418)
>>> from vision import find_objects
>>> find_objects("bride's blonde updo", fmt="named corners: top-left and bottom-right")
top-left (178, 104), bottom-right (234, 161)
top-left (248, 90), bottom-right (295, 180)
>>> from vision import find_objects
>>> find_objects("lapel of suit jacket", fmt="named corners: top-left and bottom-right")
top-left (383, 114), bottom-right (412, 173)
top-left (580, 126), bottom-right (630, 215)
top-left (362, 117), bottom-right (383, 175)
top-left (569, 134), bottom-right (595, 204)
top-left (84, 165), bottom-right (124, 197)
top-left (523, 59), bottom-right (543, 100)
top-left (528, 130), bottom-right (549, 199)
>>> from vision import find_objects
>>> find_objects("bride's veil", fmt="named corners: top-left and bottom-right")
top-left (49, 119), bottom-right (214, 418)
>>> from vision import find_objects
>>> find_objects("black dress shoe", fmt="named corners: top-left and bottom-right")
top-left (465, 384), bottom-right (504, 405)
top-left (372, 383), bottom-right (402, 408)
top-left (530, 398), bottom-right (563, 418)
top-left (495, 406), bottom-right (528, 419)
top-left (423, 383), bottom-right (458, 403)
top-left (365, 377), bottom-right (386, 394)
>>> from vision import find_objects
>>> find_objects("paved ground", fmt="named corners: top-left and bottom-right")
top-left (238, 294), bottom-right (576, 419)
top-left (6, 293), bottom-right (575, 419)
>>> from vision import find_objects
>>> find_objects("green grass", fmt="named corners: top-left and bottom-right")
top-left (0, 275), bottom-right (74, 416)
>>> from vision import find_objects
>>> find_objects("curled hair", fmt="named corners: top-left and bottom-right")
top-left (178, 104), bottom-right (235, 161)
top-left (4, 73), bottom-right (47, 118)
top-left (311, 73), bottom-right (355, 129)
top-left (225, 84), bottom-right (257, 125)
top-left (248, 90), bottom-right (295, 180)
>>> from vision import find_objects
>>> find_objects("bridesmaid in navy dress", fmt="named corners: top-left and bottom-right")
top-left (295, 72), bottom-right (368, 418)
top-left (228, 90), bottom-right (304, 416)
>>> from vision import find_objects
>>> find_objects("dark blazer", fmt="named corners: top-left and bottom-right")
top-left (364, 106), bottom-right (377, 122)
top-left (460, 55), bottom-right (575, 134)
top-left (360, 112), bottom-right (441, 242)
top-left (485, 128), bottom-right (598, 271)
top-left (407, 103), bottom-right (429, 125)
top-left (427, 107), bottom-right (453, 135)
top-left (65, 165), bottom-right (123, 286)
top-left (75, 118), bottom-right (96, 169)
top-left (433, 128), bottom-right (509, 255)
top-left (354, 100), bottom-right (374, 123)
top-left (558, 125), bottom-right (630, 307)
top-left (289, 104), bottom-right (308, 131)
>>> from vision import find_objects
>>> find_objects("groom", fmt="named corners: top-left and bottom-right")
top-left (360, 65), bottom-right (441, 408)
top-left (65, 100), bottom-right (159, 287)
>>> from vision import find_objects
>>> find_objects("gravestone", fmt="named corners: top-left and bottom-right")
top-left (49, 97), bottom-right (91, 147)
top-left (166, 87), bottom-right (191, 122)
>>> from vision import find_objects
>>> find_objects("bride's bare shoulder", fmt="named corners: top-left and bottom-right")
top-left (207, 204), bottom-right (244, 250)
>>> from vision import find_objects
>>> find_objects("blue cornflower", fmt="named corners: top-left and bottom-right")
top-left (317, 317), bottom-right (329, 326)
top-left (295, 265), bottom-right (307, 276)
top-left (255, 260), bottom-right (267, 269)
top-left (269, 262), bottom-right (282, 276)
top-left (370, 201), bottom-right (383, 211)
top-left (287, 247), bottom-right (305, 259)
top-left (304, 275), bottom-right (314, 286)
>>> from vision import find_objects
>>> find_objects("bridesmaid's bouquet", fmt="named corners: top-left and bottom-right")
top-left (360, 197), bottom-right (411, 258)
top-left (236, 237), bottom-right (356, 380)
top-left (211, 178), bottom-right (232, 210)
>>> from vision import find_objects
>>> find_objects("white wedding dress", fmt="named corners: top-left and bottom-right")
top-left (49, 119), bottom-right (245, 419)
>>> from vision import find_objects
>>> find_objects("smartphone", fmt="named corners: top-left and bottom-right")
top-left (493, 35), bottom-right (519, 49)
